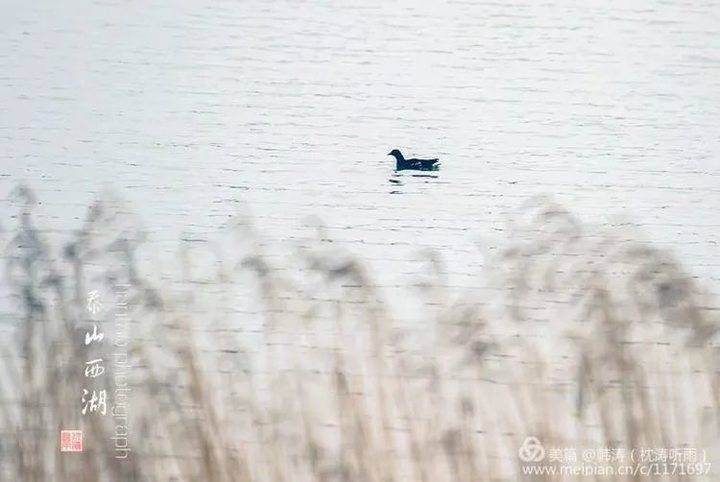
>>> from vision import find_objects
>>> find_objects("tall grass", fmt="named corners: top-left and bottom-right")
top-left (0, 186), bottom-right (717, 481)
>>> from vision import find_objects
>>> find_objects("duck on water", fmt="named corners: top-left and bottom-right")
top-left (388, 149), bottom-right (440, 171)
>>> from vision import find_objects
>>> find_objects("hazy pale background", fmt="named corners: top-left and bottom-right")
top-left (1, 4), bottom-right (719, 478)
top-left (1, 0), bottom-right (719, 297)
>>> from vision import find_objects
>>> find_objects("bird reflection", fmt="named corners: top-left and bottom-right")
top-left (388, 170), bottom-right (439, 194)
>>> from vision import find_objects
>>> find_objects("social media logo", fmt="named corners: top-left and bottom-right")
top-left (518, 436), bottom-right (545, 462)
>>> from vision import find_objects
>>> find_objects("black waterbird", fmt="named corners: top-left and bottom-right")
top-left (388, 149), bottom-right (439, 171)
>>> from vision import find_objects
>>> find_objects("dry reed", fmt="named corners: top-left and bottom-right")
top-left (0, 187), bottom-right (717, 481)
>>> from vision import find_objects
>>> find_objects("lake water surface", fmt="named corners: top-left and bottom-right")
top-left (1, 0), bottom-right (719, 296)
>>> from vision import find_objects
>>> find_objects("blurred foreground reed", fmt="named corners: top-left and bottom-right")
top-left (1, 186), bottom-right (718, 481)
